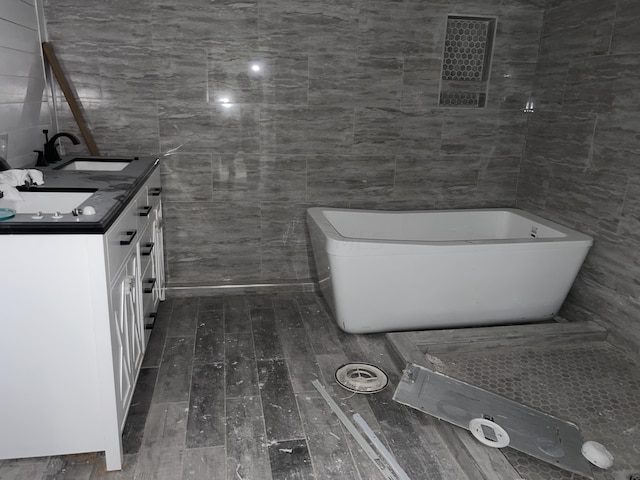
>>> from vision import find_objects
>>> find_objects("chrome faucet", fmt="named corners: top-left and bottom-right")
top-left (43, 129), bottom-right (81, 164)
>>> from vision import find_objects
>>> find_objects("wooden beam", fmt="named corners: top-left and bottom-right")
top-left (42, 42), bottom-right (100, 156)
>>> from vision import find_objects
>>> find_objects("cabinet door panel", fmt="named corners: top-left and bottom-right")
top-left (110, 268), bottom-right (131, 429)
top-left (109, 252), bottom-right (144, 431)
top-left (127, 254), bottom-right (145, 380)
top-left (151, 200), bottom-right (166, 301)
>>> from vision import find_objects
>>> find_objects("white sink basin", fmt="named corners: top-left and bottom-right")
top-left (59, 160), bottom-right (131, 171)
top-left (0, 191), bottom-right (95, 214)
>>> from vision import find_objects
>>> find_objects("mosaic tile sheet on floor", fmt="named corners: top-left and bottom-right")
top-left (431, 342), bottom-right (640, 480)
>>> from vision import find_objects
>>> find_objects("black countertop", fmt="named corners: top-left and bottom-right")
top-left (0, 156), bottom-right (160, 234)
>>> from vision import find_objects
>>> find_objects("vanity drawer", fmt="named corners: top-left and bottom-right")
top-left (105, 198), bottom-right (138, 283)
top-left (138, 222), bottom-right (154, 275)
top-left (145, 169), bottom-right (162, 210)
top-left (140, 256), bottom-right (160, 330)
top-left (136, 171), bottom-right (160, 229)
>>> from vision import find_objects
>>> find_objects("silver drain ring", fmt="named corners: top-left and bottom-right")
top-left (335, 363), bottom-right (389, 394)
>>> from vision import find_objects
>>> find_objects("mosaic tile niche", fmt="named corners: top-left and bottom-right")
top-left (439, 15), bottom-right (497, 108)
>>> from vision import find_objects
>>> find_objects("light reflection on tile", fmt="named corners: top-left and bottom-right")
top-left (207, 48), bottom-right (275, 105)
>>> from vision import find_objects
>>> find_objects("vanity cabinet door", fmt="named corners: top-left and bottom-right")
top-left (109, 250), bottom-right (144, 431)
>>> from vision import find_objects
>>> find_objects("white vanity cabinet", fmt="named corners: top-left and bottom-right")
top-left (0, 167), bottom-right (165, 471)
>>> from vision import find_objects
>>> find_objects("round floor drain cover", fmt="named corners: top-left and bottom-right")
top-left (335, 363), bottom-right (388, 394)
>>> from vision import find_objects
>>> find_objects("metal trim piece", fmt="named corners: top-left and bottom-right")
top-left (353, 413), bottom-right (411, 480)
top-left (311, 380), bottom-right (397, 480)
top-left (166, 282), bottom-right (317, 297)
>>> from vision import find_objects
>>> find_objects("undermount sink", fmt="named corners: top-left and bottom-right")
top-left (57, 158), bottom-right (132, 172)
top-left (0, 190), bottom-right (96, 214)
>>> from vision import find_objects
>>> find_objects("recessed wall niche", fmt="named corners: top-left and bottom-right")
top-left (439, 15), bottom-right (497, 108)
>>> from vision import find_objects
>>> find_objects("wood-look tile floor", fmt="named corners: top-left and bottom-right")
top-left (0, 292), bottom-right (471, 480)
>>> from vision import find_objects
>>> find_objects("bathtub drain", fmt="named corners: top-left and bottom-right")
top-left (335, 363), bottom-right (388, 394)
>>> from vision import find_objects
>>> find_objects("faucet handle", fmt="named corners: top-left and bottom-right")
top-left (34, 150), bottom-right (47, 167)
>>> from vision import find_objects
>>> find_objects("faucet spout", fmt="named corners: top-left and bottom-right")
top-left (44, 131), bottom-right (81, 164)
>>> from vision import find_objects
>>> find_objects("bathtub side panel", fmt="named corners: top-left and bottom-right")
top-left (307, 210), bottom-right (337, 317)
top-left (328, 245), bottom-right (592, 334)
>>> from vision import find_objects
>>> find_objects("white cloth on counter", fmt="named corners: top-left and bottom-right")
top-left (26, 169), bottom-right (44, 185)
top-left (0, 168), bottom-right (45, 187)
top-left (0, 170), bottom-right (28, 186)
top-left (0, 183), bottom-right (23, 201)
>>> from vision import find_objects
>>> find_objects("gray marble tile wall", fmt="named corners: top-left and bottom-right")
top-left (517, 0), bottom-right (640, 350)
top-left (42, 0), bottom-right (544, 286)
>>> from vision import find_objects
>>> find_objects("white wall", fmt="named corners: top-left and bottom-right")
top-left (0, 0), bottom-right (51, 168)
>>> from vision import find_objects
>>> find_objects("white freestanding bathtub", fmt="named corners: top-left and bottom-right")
top-left (307, 208), bottom-right (593, 334)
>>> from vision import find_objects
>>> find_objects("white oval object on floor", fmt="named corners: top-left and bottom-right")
top-left (581, 441), bottom-right (613, 469)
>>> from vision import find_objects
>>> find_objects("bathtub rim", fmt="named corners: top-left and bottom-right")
top-left (307, 207), bottom-right (593, 255)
